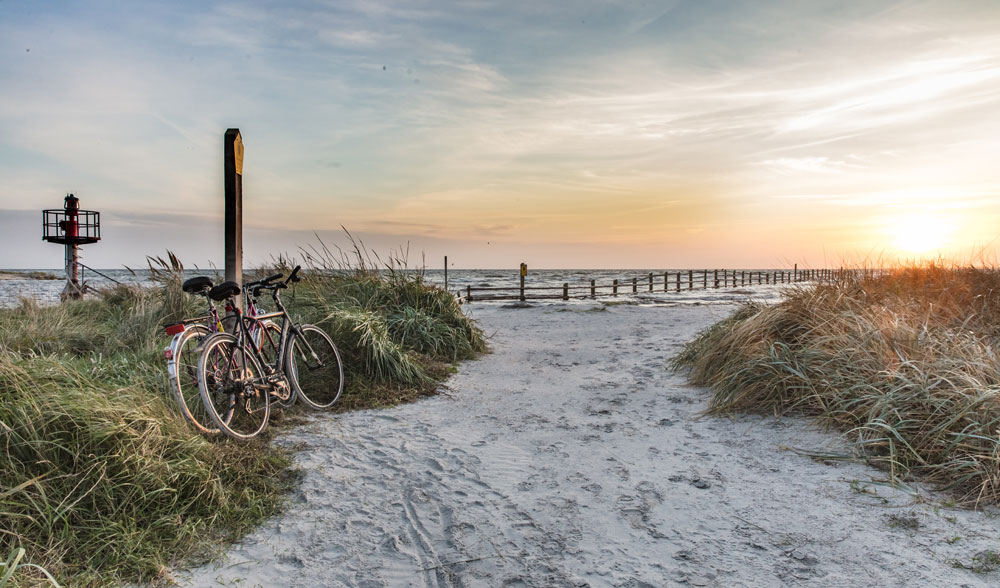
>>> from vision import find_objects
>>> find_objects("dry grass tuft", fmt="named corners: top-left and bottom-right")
top-left (674, 263), bottom-right (1000, 507)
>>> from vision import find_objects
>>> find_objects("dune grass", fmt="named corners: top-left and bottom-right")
top-left (673, 264), bottom-right (1000, 507)
top-left (0, 253), bottom-right (485, 587)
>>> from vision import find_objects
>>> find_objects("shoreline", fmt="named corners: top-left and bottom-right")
top-left (173, 302), bottom-right (999, 587)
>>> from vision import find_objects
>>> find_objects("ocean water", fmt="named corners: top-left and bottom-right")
top-left (0, 267), bottom-right (800, 309)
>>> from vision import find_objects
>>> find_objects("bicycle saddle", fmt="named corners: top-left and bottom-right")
top-left (208, 281), bottom-right (241, 301)
top-left (182, 276), bottom-right (214, 293)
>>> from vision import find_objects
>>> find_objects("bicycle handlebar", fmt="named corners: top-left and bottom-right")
top-left (236, 267), bottom-right (302, 300)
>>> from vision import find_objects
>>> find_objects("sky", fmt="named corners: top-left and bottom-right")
top-left (2, 0), bottom-right (1000, 270)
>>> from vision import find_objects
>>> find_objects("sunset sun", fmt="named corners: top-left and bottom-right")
top-left (888, 213), bottom-right (950, 255)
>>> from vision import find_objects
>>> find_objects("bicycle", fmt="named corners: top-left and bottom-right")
top-left (163, 276), bottom-right (284, 434)
top-left (196, 266), bottom-right (344, 440)
top-left (163, 276), bottom-right (226, 434)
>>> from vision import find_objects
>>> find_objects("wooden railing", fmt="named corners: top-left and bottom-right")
top-left (462, 267), bottom-right (850, 302)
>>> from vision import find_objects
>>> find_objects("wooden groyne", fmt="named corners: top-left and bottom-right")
top-left (462, 266), bottom-right (851, 302)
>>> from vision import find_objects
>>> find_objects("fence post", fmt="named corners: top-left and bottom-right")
top-left (466, 285), bottom-right (472, 302)
top-left (632, 277), bottom-right (637, 293)
top-left (663, 272), bottom-right (668, 292)
top-left (613, 279), bottom-right (618, 296)
top-left (591, 279), bottom-right (596, 298)
top-left (676, 272), bottom-right (681, 292)
top-left (703, 270), bottom-right (707, 289)
top-left (794, 263), bottom-right (798, 282)
top-left (519, 263), bottom-right (526, 301)
top-left (688, 270), bottom-right (693, 290)
top-left (714, 269), bottom-right (719, 288)
top-left (563, 283), bottom-right (569, 301)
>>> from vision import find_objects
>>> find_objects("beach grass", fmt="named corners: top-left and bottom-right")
top-left (0, 253), bottom-right (485, 587)
top-left (673, 263), bottom-right (1000, 507)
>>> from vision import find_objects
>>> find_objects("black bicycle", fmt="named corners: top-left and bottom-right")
top-left (196, 266), bottom-right (344, 440)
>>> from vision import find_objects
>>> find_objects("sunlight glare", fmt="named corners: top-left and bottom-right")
top-left (888, 213), bottom-right (950, 255)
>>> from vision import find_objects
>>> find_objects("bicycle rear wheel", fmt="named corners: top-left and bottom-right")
top-left (197, 333), bottom-right (269, 440)
top-left (167, 324), bottom-right (225, 434)
top-left (287, 324), bottom-right (344, 410)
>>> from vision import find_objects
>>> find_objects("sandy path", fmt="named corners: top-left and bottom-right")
top-left (176, 303), bottom-right (998, 587)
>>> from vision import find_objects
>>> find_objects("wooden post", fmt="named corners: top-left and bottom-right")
top-left (444, 255), bottom-right (448, 291)
top-left (519, 263), bottom-right (527, 302)
top-left (563, 283), bottom-right (569, 301)
top-left (613, 279), bottom-right (618, 296)
top-left (590, 279), bottom-right (596, 298)
top-left (632, 277), bottom-right (637, 294)
top-left (648, 272), bottom-right (653, 293)
top-left (466, 285), bottom-right (472, 302)
top-left (794, 263), bottom-right (798, 282)
top-left (703, 270), bottom-right (707, 289)
top-left (676, 272), bottom-right (681, 292)
top-left (224, 128), bottom-right (244, 304)
top-left (714, 269), bottom-right (719, 289)
top-left (688, 270), bottom-right (693, 290)
top-left (663, 272), bottom-right (669, 292)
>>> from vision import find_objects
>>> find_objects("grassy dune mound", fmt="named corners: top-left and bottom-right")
top-left (674, 265), bottom-right (1000, 507)
top-left (0, 263), bottom-right (484, 587)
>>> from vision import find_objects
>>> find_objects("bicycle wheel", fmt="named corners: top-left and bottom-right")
top-left (255, 320), bottom-right (295, 408)
top-left (286, 324), bottom-right (344, 410)
top-left (198, 333), bottom-right (270, 440)
top-left (167, 324), bottom-right (225, 434)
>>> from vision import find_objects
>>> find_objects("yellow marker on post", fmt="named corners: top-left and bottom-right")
top-left (233, 133), bottom-right (244, 175)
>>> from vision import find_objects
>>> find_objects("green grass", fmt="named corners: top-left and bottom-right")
top-left (0, 252), bottom-right (485, 587)
top-left (673, 263), bottom-right (1000, 508)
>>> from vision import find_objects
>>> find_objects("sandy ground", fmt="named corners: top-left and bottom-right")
top-left (175, 302), bottom-right (999, 587)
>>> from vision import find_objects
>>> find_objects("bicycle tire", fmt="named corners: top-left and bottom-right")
top-left (286, 324), bottom-right (344, 410)
top-left (257, 320), bottom-right (296, 408)
top-left (197, 333), bottom-right (270, 440)
top-left (167, 324), bottom-right (225, 434)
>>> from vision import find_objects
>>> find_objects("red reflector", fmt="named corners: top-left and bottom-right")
top-left (163, 348), bottom-right (174, 361)
top-left (165, 323), bottom-right (185, 336)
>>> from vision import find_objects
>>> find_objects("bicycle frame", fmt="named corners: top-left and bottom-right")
top-left (226, 282), bottom-right (326, 386)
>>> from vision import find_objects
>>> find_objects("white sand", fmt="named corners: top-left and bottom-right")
top-left (175, 302), bottom-right (998, 587)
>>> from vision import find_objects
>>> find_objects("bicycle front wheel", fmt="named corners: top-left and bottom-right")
top-left (287, 324), bottom-right (344, 410)
top-left (167, 324), bottom-right (224, 434)
top-left (198, 333), bottom-right (270, 440)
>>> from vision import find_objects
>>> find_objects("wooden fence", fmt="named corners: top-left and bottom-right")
top-left (462, 267), bottom-right (850, 302)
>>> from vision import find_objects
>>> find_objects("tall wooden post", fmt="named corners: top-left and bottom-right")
top-left (590, 279), bottom-right (596, 298)
top-left (648, 272), bottom-right (653, 293)
top-left (794, 263), bottom-right (798, 282)
top-left (688, 270), bottom-right (693, 290)
top-left (613, 279), bottom-right (618, 296)
top-left (224, 128), bottom-right (244, 300)
top-left (563, 283), bottom-right (569, 301)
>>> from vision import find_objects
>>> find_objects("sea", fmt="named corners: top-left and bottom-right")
top-left (0, 268), bottom-right (796, 309)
